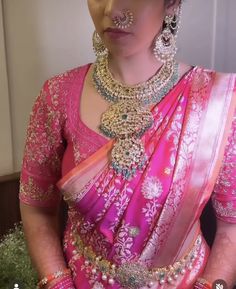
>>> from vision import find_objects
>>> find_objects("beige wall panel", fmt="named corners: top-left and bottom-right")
top-left (0, 0), bottom-right (13, 175)
top-left (214, 0), bottom-right (236, 72)
top-left (3, 0), bottom-right (94, 171)
top-left (177, 0), bottom-right (215, 68)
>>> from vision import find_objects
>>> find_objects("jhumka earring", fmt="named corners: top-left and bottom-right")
top-left (113, 10), bottom-right (134, 29)
top-left (153, 4), bottom-right (182, 63)
top-left (92, 31), bottom-right (108, 57)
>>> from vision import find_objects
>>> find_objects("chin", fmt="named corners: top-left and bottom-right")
top-left (107, 46), bottom-right (139, 58)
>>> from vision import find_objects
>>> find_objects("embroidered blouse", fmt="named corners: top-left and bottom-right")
top-left (19, 65), bottom-right (236, 223)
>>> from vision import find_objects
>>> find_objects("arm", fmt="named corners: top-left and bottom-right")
top-left (19, 78), bottom-right (73, 287)
top-left (201, 220), bottom-right (236, 288)
top-left (20, 203), bottom-right (65, 274)
top-left (201, 109), bottom-right (236, 288)
top-left (20, 203), bottom-right (68, 287)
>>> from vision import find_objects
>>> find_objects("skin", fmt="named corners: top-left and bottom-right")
top-left (20, 0), bottom-right (236, 288)
top-left (87, 0), bottom-right (181, 85)
top-left (88, 0), bottom-right (165, 57)
top-left (82, 0), bottom-right (190, 138)
top-left (201, 221), bottom-right (236, 288)
top-left (20, 204), bottom-right (67, 288)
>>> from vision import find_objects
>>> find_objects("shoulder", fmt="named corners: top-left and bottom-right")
top-left (189, 66), bottom-right (236, 92)
top-left (193, 66), bottom-right (236, 82)
top-left (38, 63), bottom-right (91, 110)
top-left (44, 63), bottom-right (91, 97)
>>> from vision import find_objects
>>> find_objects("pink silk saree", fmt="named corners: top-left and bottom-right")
top-left (56, 69), bottom-right (236, 289)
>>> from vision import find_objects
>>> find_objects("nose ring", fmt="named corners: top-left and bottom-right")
top-left (113, 10), bottom-right (134, 29)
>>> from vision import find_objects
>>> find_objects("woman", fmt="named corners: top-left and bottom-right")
top-left (19, 0), bottom-right (236, 288)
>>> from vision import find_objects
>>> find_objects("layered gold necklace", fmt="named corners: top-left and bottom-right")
top-left (93, 55), bottom-right (179, 179)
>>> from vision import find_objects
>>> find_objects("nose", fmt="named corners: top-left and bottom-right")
top-left (104, 0), bottom-right (123, 19)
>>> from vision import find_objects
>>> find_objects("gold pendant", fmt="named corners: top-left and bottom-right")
top-left (99, 101), bottom-right (152, 178)
top-left (111, 138), bottom-right (147, 179)
top-left (100, 100), bottom-right (153, 138)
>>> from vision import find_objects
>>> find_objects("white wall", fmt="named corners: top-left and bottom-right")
top-left (1, 0), bottom-right (236, 175)
top-left (214, 0), bottom-right (236, 72)
top-left (178, 0), bottom-right (236, 71)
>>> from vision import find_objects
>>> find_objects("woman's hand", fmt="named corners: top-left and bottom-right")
top-left (201, 219), bottom-right (236, 288)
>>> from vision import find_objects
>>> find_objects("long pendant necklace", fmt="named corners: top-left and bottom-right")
top-left (93, 55), bottom-right (179, 179)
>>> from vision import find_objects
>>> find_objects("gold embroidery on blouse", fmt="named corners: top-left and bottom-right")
top-left (23, 82), bottom-right (65, 176)
top-left (48, 71), bottom-right (69, 107)
top-left (212, 199), bottom-right (236, 218)
top-left (72, 136), bottom-right (81, 164)
top-left (20, 177), bottom-right (56, 202)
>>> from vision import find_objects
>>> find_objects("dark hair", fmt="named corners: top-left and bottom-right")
top-left (165, 0), bottom-right (181, 6)
top-left (163, 0), bottom-right (182, 33)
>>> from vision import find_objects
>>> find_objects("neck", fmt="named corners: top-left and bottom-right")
top-left (108, 50), bottom-right (163, 86)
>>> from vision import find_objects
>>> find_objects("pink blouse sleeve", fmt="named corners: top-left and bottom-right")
top-left (19, 79), bottom-right (66, 208)
top-left (212, 109), bottom-right (236, 223)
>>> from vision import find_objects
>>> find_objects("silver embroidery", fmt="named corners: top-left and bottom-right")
top-left (140, 69), bottom-right (211, 263)
top-left (141, 177), bottom-right (163, 199)
top-left (142, 200), bottom-right (162, 226)
top-left (113, 222), bottom-right (138, 263)
top-left (109, 184), bottom-right (132, 233)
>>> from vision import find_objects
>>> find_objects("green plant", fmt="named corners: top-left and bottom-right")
top-left (0, 223), bottom-right (37, 289)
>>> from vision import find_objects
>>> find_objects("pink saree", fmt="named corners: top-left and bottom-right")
top-left (56, 69), bottom-right (236, 289)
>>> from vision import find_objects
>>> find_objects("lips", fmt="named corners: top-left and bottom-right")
top-left (104, 27), bottom-right (131, 39)
top-left (104, 27), bottom-right (128, 33)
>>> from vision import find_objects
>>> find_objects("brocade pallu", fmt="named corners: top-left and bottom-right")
top-left (57, 69), bottom-right (236, 289)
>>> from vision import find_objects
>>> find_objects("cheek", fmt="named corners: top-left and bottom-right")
top-left (135, 8), bottom-right (164, 41)
top-left (87, 0), bottom-right (103, 31)
top-left (87, 0), bottom-right (94, 15)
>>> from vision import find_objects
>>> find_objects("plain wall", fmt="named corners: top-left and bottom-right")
top-left (1, 0), bottom-right (236, 174)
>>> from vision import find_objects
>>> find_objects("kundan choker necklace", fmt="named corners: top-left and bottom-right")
top-left (93, 55), bottom-right (179, 179)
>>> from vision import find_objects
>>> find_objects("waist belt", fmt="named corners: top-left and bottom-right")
top-left (69, 229), bottom-right (202, 289)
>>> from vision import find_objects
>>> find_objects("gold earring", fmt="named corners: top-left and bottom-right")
top-left (92, 31), bottom-right (108, 57)
top-left (153, 4), bottom-right (182, 63)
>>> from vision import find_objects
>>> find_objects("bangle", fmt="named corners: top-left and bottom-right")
top-left (194, 277), bottom-right (212, 289)
top-left (48, 275), bottom-right (75, 289)
top-left (37, 268), bottom-right (71, 288)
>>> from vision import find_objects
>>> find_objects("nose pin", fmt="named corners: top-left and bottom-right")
top-left (112, 10), bottom-right (134, 29)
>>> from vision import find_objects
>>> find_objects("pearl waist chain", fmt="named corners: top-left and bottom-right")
top-left (70, 230), bottom-right (202, 289)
